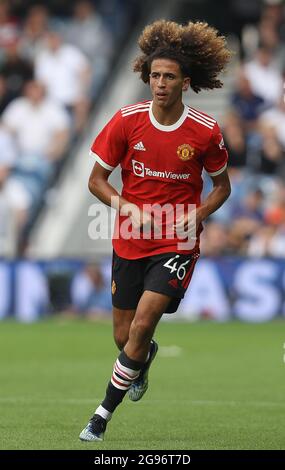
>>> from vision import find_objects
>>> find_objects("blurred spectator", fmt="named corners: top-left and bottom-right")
top-left (208, 167), bottom-right (253, 225)
top-left (230, 69), bottom-right (266, 128)
top-left (257, 4), bottom-right (285, 58)
top-left (257, 16), bottom-right (285, 71)
top-left (0, 0), bottom-right (19, 54)
top-left (229, 0), bottom-right (261, 42)
top-left (227, 188), bottom-right (265, 254)
top-left (263, 135), bottom-right (283, 176)
top-left (2, 80), bottom-right (70, 202)
top-left (231, 188), bottom-right (264, 222)
top-left (20, 4), bottom-right (50, 62)
top-left (259, 96), bottom-right (285, 150)
top-left (0, 74), bottom-right (11, 113)
top-left (97, 0), bottom-right (138, 42)
top-left (35, 28), bottom-right (91, 133)
top-left (238, 0), bottom-right (285, 61)
top-left (0, 30), bottom-right (34, 102)
top-left (64, 0), bottom-right (113, 97)
top-left (70, 262), bottom-right (112, 318)
top-left (247, 223), bottom-right (285, 257)
top-left (200, 221), bottom-right (230, 257)
top-left (264, 181), bottom-right (285, 227)
top-left (217, 0), bottom-right (285, 259)
top-left (0, 0), bottom-right (141, 258)
top-left (0, 123), bottom-right (31, 256)
top-left (261, 0), bottom-right (284, 28)
top-left (223, 112), bottom-right (247, 168)
top-left (243, 46), bottom-right (283, 105)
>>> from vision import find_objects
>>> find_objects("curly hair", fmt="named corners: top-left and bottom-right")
top-left (133, 20), bottom-right (232, 93)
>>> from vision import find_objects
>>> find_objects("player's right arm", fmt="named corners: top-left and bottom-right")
top-left (88, 161), bottom-right (153, 230)
top-left (88, 110), bottom-right (129, 210)
top-left (88, 161), bottom-right (127, 210)
top-left (89, 107), bottom-right (153, 230)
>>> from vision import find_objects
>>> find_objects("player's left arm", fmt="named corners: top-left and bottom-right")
top-left (174, 169), bottom-right (231, 234)
top-left (198, 122), bottom-right (231, 224)
top-left (196, 168), bottom-right (231, 225)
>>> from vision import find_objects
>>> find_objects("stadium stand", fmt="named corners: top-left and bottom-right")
top-left (0, 0), bottom-right (143, 256)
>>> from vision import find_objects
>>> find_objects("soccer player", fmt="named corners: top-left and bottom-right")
top-left (80, 19), bottom-right (231, 441)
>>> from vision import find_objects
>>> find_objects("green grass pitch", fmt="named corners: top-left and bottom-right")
top-left (0, 318), bottom-right (284, 450)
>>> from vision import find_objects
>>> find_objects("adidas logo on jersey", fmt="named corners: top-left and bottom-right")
top-left (168, 279), bottom-right (178, 289)
top-left (133, 141), bottom-right (146, 151)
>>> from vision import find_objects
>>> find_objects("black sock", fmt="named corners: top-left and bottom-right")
top-left (101, 349), bottom-right (143, 413)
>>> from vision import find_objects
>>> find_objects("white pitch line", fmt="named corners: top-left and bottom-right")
top-left (158, 346), bottom-right (182, 357)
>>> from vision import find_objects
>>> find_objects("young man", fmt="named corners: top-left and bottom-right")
top-left (80, 19), bottom-right (231, 441)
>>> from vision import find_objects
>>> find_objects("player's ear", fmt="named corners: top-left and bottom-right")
top-left (182, 77), bottom-right (190, 92)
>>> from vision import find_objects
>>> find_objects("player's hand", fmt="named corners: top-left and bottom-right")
top-left (131, 206), bottom-right (153, 231)
top-left (173, 208), bottom-right (203, 239)
top-left (121, 203), bottom-right (155, 232)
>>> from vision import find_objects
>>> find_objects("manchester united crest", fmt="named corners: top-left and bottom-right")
top-left (177, 144), bottom-right (195, 161)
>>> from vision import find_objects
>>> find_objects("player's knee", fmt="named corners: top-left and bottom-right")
top-left (113, 330), bottom-right (128, 350)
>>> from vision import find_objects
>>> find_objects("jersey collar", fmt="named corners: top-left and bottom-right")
top-left (149, 100), bottom-right (188, 132)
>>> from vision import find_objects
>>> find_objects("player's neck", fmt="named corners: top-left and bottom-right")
top-left (151, 101), bottom-right (184, 126)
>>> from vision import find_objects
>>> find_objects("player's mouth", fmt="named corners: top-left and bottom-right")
top-left (156, 92), bottom-right (168, 100)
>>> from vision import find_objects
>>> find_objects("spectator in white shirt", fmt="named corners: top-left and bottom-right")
top-left (2, 80), bottom-right (70, 200)
top-left (35, 28), bottom-right (91, 133)
top-left (259, 96), bottom-right (285, 149)
top-left (0, 124), bottom-right (31, 255)
top-left (244, 46), bottom-right (283, 105)
top-left (64, 0), bottom-right (113, 97)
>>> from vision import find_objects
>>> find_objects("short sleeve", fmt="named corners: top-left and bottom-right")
top-left (203, 122), bottom-right (228, 176)
top-left (89, 110), bottom-right (127, 171)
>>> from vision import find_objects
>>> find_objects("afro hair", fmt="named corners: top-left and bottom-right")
top-left (133, 20), bottom-right (232, 93)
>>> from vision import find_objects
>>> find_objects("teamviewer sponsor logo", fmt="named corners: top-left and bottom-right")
top-left (132, 160), bottom-right (145, 177)
top-left (132, 160), bottom-right (190, 180)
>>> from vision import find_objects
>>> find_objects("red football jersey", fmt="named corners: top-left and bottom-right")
top-left (90, 100), bottom-right (228, 259)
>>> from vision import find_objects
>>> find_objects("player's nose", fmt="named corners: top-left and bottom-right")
top-left (157, 76), bottom-right (166, 87)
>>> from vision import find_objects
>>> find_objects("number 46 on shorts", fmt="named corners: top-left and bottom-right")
top-left (163, 255), bottom-right (191, 280)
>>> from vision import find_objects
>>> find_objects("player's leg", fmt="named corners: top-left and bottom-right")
top-left (124, 290), bottom-right (169, 361)
top-left (127, 337), bottom-right (158, 401)
top-left (80, 252), bottom-right (144, 442)
top-left (124, 290), bottom-right (170, 401)
top-left (112, 306), bottom-right (136, 350)
top-left (128, 251), bottom-right (200, 402)
top-left (99, 290), bottom-right (169, 416)
top-left (79, 291), bottom-right (170, 442)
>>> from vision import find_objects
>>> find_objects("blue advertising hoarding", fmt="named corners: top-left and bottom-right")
top-left (0, 258), bottom-right (284, 322)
